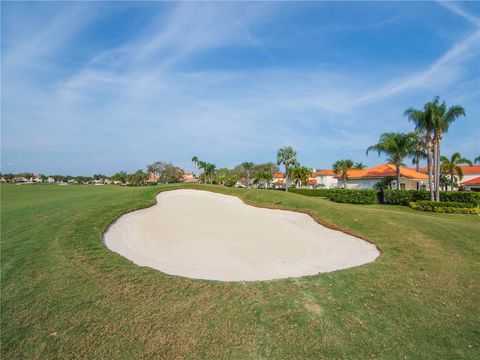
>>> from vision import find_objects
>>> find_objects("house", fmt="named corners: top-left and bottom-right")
top-left (343, 164), bottom-right (428, 190)
top-left (182, 172), bottom-right (199, 183)
top-left (31, 174), bottom-right (43, 183)
top-left (271, 173), bottom-right (285, 189)
top-left (104, 178), bottom-right (113, 185)
top-left (310, 169), bottom-right (338, 189)
top-left (410, 165), bottom-right (480, 190)
top-left (0, 176), bottom-right (6, 183)
top-left (15, 177), bottom-right (29, 183)
top-left (46, 177), bottom-right (55, 183)
top-left (461, 176), bottom-right (480, 192)
top-left (146, 173), bottom-right (159, 184)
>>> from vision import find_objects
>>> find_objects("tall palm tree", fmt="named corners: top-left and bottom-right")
top-left (428, 97), bottom-right (465, 200)
top-left (405, 105), bottom-right (435, 200)
top-left (440, 153), bottom-right (472, 191)
top-left (408, 130), bottom-right (427, 172)
top-left (367, 132), bottom-right (414, 190)
top-left (204, 163), bottom-right (216, 184)
top-left (289, 166), bottom-right (311, 188)
top-left (353, 162), bottom-right (366, 170)
top-left (276, 146), bottom-right (298, 192)
top-left (191, 156), bottom-right (199, 175)
top-left (240, 162), bottom-right (255, 188)
top-left (332, 159), bottom-right (354, 188)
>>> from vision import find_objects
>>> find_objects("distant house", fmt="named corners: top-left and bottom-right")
top-left (343, 164), bottom-right (428, 190)
top-left (461, 176), bottom-right (480, 192)
top-left (182, 172), bottom-right (199, 183)
top-left (146, 173), bottom-right (159, 184)
top-left (0, 176), bottom-right (6, 183)
top-left (15, 177), bottom-right (29, 183)
top-left (46, 177), bottom-right (55, 184)
top-left (93, 179), bottom-right (104, 185)
top-left (409, 165), bottom-right (480, 190)
top-left (310, 169), bottom-right (338, 189)
top-left (271, 173), bottom-right (285, 189)
top-left (31, 174), bottom-right (43, 183)
top-left (104, 178), bottom-right (113, 185)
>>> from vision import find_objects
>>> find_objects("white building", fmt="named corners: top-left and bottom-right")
top-left (343, 164), bottom-right (428, 190)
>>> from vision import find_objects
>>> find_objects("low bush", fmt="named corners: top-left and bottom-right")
top-left (440, 192), bottom-right (480, 205)
top-left (289, 188), bottom-right (336, 197)
top-left (409, 201), bottom-right (480, 214)
top-left (384, 189), bottom-right (480, 205)
top-left (327, 189), bottom-right (377, 205)
top-left (384, 190), bottom-right (413, 205)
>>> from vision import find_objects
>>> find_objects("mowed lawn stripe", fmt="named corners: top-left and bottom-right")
top-left (1, 184), bottom-right (479, 359)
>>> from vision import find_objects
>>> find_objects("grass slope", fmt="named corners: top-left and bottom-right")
top-left (1, 184), bottom-right (479, 359)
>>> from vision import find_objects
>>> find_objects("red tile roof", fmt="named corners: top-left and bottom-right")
top-left (308, 179), bottom-right (317, 185)
top-left (461, 176), bottom-right (480, 186)
top-left (343, 164), bottom-right (428, 180)
top-left (411, 165), bottom-right (480, 174)
top-left (273, 173), bottom-right (285, 179)
top-left (313, 170), bottom-right (335, 176)
top-left (273, 179), bottom-right (285, 185)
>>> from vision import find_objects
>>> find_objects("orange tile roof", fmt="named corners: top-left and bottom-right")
top-left (461, 176), bottom-right (480, 186)
top-left (410, 165), bottom-right (480, 174)
top-left (344, 164), bottom-right (428, 180)
top-left (313, 169), bottom-right (335, 176)
top-left (461, 166), bottom-right (480, 174)
top-left (308, 179), bottom-right (317, 185)
top-left (273, 173), bottom-right (285, 179)
top-left (273, 179), bottom-right (285, 185)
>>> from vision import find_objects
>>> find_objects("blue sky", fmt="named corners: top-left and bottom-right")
top-left (1, 1), bottom-right (479, 175)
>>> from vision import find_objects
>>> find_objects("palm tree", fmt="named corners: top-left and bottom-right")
top-left (191, 156), bottom-right (199, 175)
top-left (440, 153), bottom-right (472, 191)
top-left (289, 166), bottom-right (311, 188)
top-left (254, 171), bottom-right (273, 189)
top-left (474, 156), bottom-right (480, 164)
top-left (353, 162), bottom-right (366, 170)
top-left (332, 159), bottom-right (354, 188)
top-left (408, 130), bottom-right (427, 172)
top-left (428, 97), bottom-right (465, 200)
top-left (367, 132), bottom-right (414, 190)
top-left (405, 105), bottom-right (435, 200)
top-left (276, 146), bottom-right (298, 192)
top-left (240, 162), bottom-right (255, 188)
top-left (204, 163), bottom-right (216, 184)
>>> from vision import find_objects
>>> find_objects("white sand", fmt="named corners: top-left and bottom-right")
top-left (104, 189), bottom-right (379, 281)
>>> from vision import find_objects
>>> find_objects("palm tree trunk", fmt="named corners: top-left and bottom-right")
top-left (451, 172), bottom-right (454, 192)
top-left (415, 156), bottom-right (420, 172)
top-left (435, 141), bottom-right (441, 201)
top-left (396, 165), bottom-right (400, 190)
top-left (285, 165), bottom-right (289, 192)
top-left (427, 143), bottom-right (434, 201)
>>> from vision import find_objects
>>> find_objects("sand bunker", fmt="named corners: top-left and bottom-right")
top-left (104, 190), bottom-right (379, 281)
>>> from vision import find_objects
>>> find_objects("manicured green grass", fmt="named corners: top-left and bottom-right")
top-left (1, 184), bottom-right (479, 359)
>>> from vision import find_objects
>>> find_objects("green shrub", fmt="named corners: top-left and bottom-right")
top-left (384, 189), bottom-right (413, 205)
top-left (327, 189), bottom-right (377, 205)
top-left (440, 192), bottom-right (480, 205)
top-left (409, 201), bottom-right (480, 214)
top-left (289, 188), bottom-right (336, 197)
top-left (384, 190), bottom-right (480, 205)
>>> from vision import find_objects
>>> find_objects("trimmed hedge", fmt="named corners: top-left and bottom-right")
top-left (384, 189), bottom-right (480, 205)
top-left (289, 188), bottom-right (336, 197)
top-left (327, 189), bottom-right (377, 205)
top-left (409, 201), bottom-right (480, 214)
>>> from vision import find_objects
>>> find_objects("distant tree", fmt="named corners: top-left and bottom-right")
top-left (475, 156), bottom-right (480, 164)
top-left (112, 171), bottom-right (128, 184)
top-left (332, 159), bottom-right (354, 188)
top-left (204, 163), bottom-right (216, 184)
top-left (162, 164), bottom-right (184, 183)
top-left (409, 130), bottom-right (427, 172)
top-left (367, 132), bottom-right (414, 190)
top-left (240, 162), bottom-right (255, 188)
top-left (288, 166), bottom-right (311, 188)
top-left (353, 162), bottom-right (366, 170)
top-left (254, 171), bottom-right (273, 189)
top-left (276, 146), bottom-right (298, 192)
top-left (440, 152), bottom-right (472, 191)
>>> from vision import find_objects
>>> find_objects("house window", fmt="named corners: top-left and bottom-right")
top-left (400, 183), bottom-right (406, 190)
